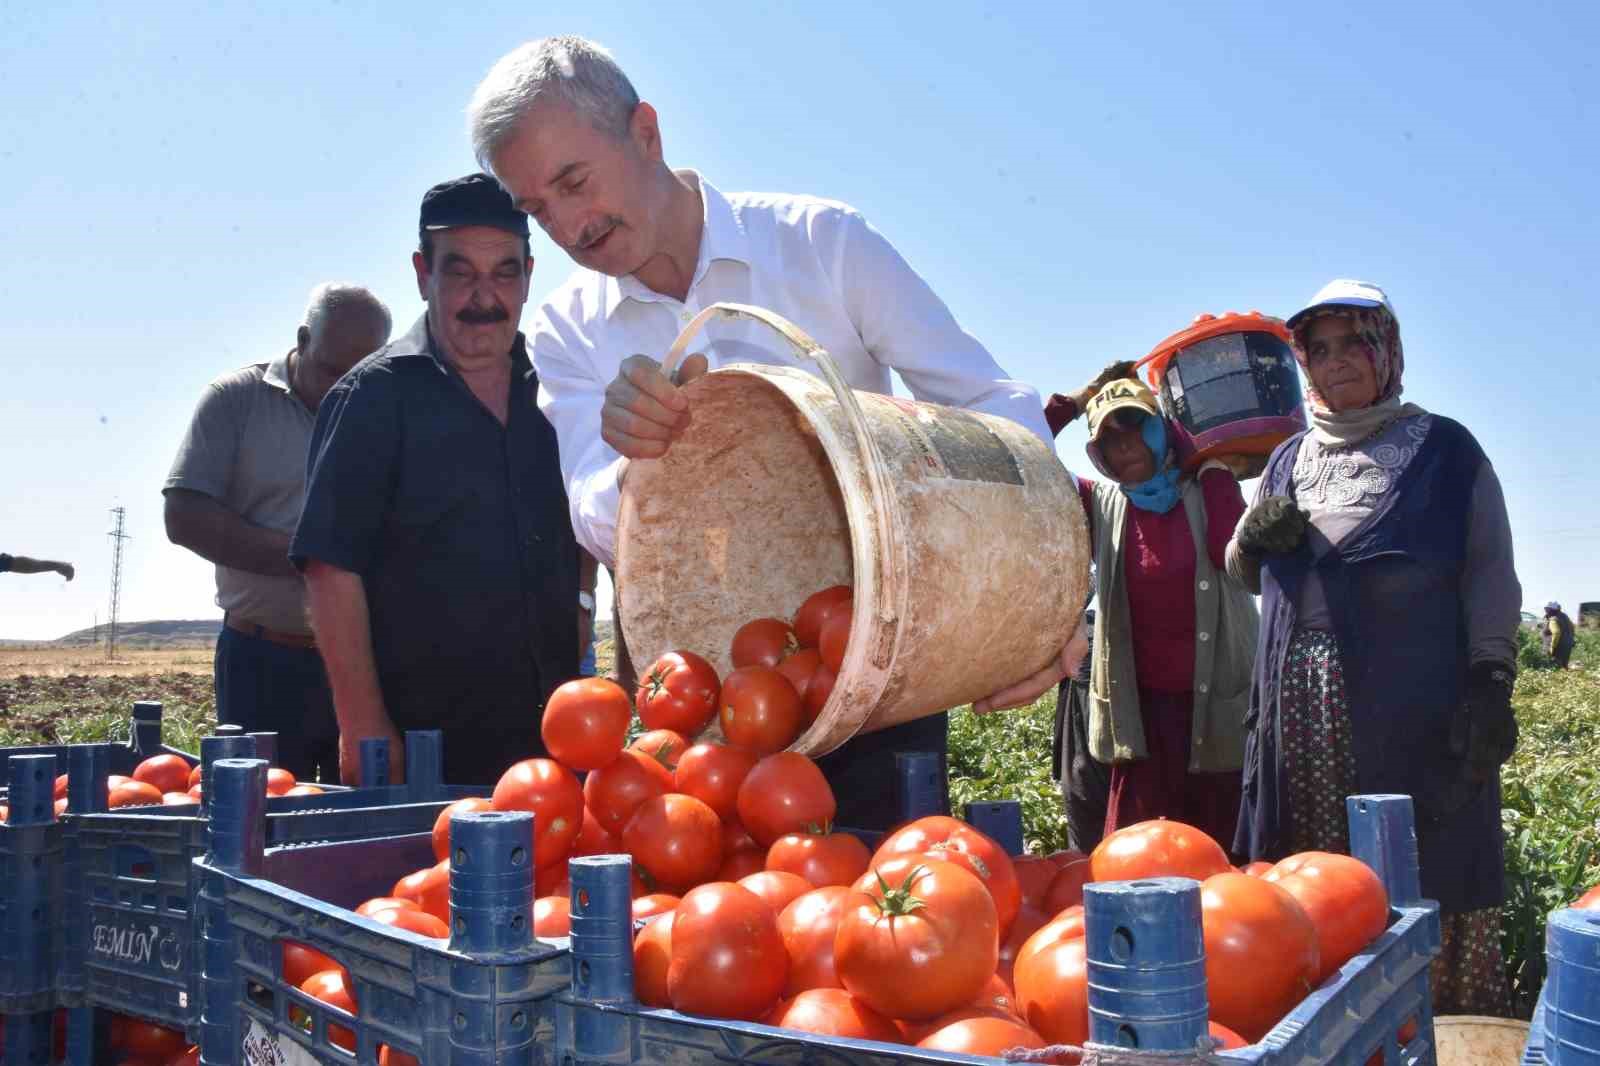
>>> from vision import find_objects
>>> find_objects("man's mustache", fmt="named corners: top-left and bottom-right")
top-left (457, 306), bottom-right (509, 324)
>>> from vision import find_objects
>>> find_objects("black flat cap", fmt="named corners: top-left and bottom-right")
top-left (418, 174), bottom-right (529, 237)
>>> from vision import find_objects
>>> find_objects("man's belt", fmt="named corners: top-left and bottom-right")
top-left (224, 613), bottom-right (317, 650)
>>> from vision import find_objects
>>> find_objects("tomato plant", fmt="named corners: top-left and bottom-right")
top-left (674, 741), bottom-right (758, 822)
top-left (737, 753), bottom-right (837, 846)
top-left (131, 754), bottom-right (191, 795)
top-left (668, 883), bottom-right (788, 1020)
top-left (491, 758), bottom-right (585, 866)
top-left (636, 651), bottom-right (721, 736)
top-left (622, 793), bottom-right (724, 891)
top-left (719, 665), bottom-right (803, 755)
top-left (763, 988), bottom-right (901, 1042)
top-left (1264, 851), bottom-right (1388, 982)
top-left (431, 796), bottom-right (495, 862)
top-left (777, 886), bottom-right (851, 995)
top-left (541, 677), bottom-right (632, 771)
top-left (582, 749), bottom-right (672, 837)
top-left (766, 828), bottom-right (870, 887)
top-left (1090, 819), bottom-right (1231, 883)
top-left (835, 859), bottom-right (998, 1021)
top-left (732, 618), bottom-right (800, 669)
top-left (1200, 871), bottom-right (1319, 1042)
top-left (793, 585), bottom-right (853, 648)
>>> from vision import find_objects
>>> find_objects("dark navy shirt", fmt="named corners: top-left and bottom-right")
top-left (290, 315), bottom-right (578, 778)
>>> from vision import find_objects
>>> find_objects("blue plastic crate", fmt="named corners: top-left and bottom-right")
top-left (60, 731), bottom-right (482, 1045)
top-left (196, 758), bottom-right (571, 1066)
top-left (552, 794), bottom-right (1442, 1066)
top-left (1524, 905), bottom-right (1600, 1066)
top-left (0, 701), bottom-right (193, 799)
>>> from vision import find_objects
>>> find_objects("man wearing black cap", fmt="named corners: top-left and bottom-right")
top-left (290, 174), bottom-right (591, 785)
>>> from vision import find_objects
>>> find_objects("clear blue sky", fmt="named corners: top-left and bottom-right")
top-left (2, 1), bottom-right (1595, 640)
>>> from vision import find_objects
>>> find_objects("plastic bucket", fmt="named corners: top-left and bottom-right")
top-left (616, 303), bottom-right (1089, 756)
top-left (1545, 907), bottom-right (1600, 1064)
top-left (1434, 1015), bottom-right (1530, 1065)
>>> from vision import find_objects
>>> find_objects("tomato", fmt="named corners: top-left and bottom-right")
top-left (1013, 854), bottom-right (1064, 911)
top-left (717, 848), bottom-right (767, 881)
top-left (1012, 917), bottom-right (1088, 1045)
top-left (872, 815), bottom-right (1022, 938)
top-left (300, 969), bottom-right (357, 1051)
top-left (736, 753), bottom-right (836, 846)
top-left (162, 791), bottom-right (195, 806)
top-left (1090, 819), bottom-right (1231, 884)
top-left (53, 797), bottom-right (68, 816)
top-left (633, 910), bottom-right (674, 1007)
top-left (1241, 860), bottom-right (1275, 877)
top-left (777, 886), bottom-right (851, 995)
top-left (767, 829), bottom-right (870, 888)
top-left (108, 775), bottom-right (130, 789)
top-left (169, 1046), bottom-right (201, 1066)
top-left (835, 858), bottom-right (998, 1021)
top-left (112, 1018), bottom-right (187, 1060)
top-left (632, 893), bottom-right (680, 921)
top-left (185, 786), bottom-right (202, 802)
top-left (187, 764), bottom-right (203, 790)
top-left (431, 796), bottom-right (496, 862)
top-left (414, 860), bottom-right (452, 924)
top-left (1210, 1021), bottom-right (1249, 1049)
top-left (997, 904), bottom-right (1049, 989)
top-left (368, 906), bottom-right (448, 938)
top-left (669, 882), bottom-right (788, 1019)
top-left (354, 897), bottom-right (418, 918)
top-left (583, 749), bottom-right (673, 837)
top-left (629, 729), bottom-right (690, 771)
top-left (1263, 852), bottom-right (1388, 982)
top-left (738, 870), bottom-right (814, 914)
top-left (1012, 905), bottom-right (1084, 983)
top-left (674, 742), bottom-right (759, 822)
top-left (764, 988), bottom-right (901, 1042)
top-left (132, 754), bottom-right (192, 795)
top-left (775, 649), bottom-right (823, 706)
top-left (1043, 857), bottom-right (1092, 914)
top-left (622, 793), bottom-right (724, 891)
top-left (975, 972), bottom-right (1019, 1018)
top-left (392, 867), bottom-right (432, 908)
top-left (817, 609), bottom-right (852, 673)
top-left (265, 768), bottom-right (297, 796)
top-left (916, 1013), bottom-right (1046, 1055)
top-left (804, 664), bottom-right (836, 724)
top-left (570, 805), bottom-right (621, 858)
top-left (540, 677), bottom-right (631, 771)
top-left (1576, 883), bottom-right (1600, 910)
top-left (719, 666), bottom-right (803, 755)
top-left (731, 618), bottom-right (800, 669)
top-left (378, 1047), bottom-right (420, 1066)
top-left (491, 758), bottom-right (585, 867)
top-left (282, 940), bottom-right (342, 992)
top-left (534, 896), bottom-right (572, 936)
top-left (637, 651), bottom-right (721, 735)
top-left (793, 585), bottom-right (853, 648)
top-left (108, 779), bottom-right (164, 808)
top-left (722, 819), bottom-right (759, 855)
top-left (285, 784), bottom-right (324, 796)
top-left (1199, 871), bottom-right (1319, 1042)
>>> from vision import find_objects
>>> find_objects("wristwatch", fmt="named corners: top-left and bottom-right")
top-left (578, 591), bottom-right (596, 614)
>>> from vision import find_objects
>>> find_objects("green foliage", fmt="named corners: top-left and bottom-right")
top-left (947, 690), bottom-right (1070, 855)
top-left (1500, 627), bottom-right (1600, 1017)
top-left (0, 673), bottom-right (215, 755)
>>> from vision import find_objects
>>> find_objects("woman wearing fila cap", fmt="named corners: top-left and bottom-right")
top-left (1229, 280), bottom-right (1521, 1015)
top-left (1045, 363), bottom-right (1257, 846)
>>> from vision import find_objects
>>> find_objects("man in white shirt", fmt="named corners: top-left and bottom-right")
top-left (468, 35), bottom-right (1079, 827)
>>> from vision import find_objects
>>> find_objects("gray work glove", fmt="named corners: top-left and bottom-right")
top-left (1235, 495), bottom-right (1310, 556)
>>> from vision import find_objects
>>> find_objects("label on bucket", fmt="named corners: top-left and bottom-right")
top-left (242, 1019), bottom-right (319, 1066)
top-left (884, 399), bottom-right (1025, 486)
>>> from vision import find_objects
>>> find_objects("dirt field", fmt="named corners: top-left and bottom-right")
top-left (0, 644), bottom-right (216, 678)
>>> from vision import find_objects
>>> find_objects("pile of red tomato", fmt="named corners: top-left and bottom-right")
top-left (0, 1010), bottom-right (197, 1066)
top-left (0, 753), bottom-right (324, 823)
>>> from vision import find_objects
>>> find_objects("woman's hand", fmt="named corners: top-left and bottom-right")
top-left (1235, 496), bottom-right (1309, 556)
top-left (972, 618), bottom-right (1091, 715)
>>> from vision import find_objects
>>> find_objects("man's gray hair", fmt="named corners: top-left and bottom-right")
top-left (302, 283), bottom-right (391, 341)
top-left (468, 36), bottom-right (640, 173)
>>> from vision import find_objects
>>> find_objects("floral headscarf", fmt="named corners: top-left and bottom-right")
top-left (1290, 304), bottom-right (1405, 415)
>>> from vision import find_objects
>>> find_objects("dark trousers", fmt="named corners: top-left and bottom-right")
top-left (814, 713), bottom-right (950, 832)
top-left (409, 727), bottom-right (546, 788)
top-left (214, 626), bottom-right (339, 783)
top-left (1553, 640), bottom-right (1574, 669)
top-left (1054, 677), bottom-right (1111, 853)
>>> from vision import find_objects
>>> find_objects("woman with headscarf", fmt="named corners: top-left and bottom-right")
top-left (1041, 362), bottom-right (1258, 846)
top-left (1229, 280), bottom-right (1521, 1015)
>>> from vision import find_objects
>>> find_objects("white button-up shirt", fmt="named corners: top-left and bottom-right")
top-left (530, 173), bottom-right (1051, 566)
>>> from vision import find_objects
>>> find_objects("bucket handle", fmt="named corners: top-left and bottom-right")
top-left (661, 302), bottom-right (901, 633)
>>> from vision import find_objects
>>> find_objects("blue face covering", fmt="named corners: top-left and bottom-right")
top-left (1121, 414), bottom-right (1182, 514)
